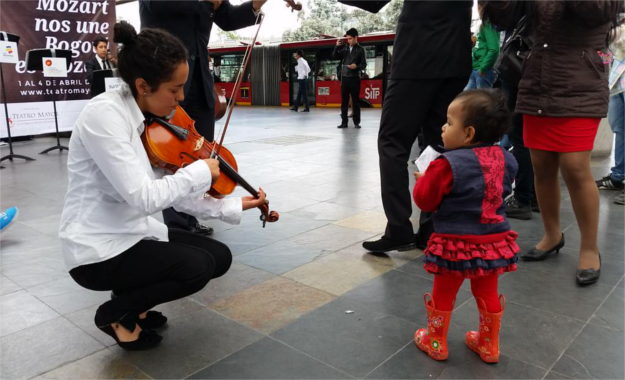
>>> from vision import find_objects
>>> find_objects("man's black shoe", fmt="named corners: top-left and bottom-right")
top-left (290, 108), bottom-right (298, 112)
top-left (337, 124), bottom-right (348, 129)
top-left (354, 124), bottom-right (361, 129)
top-left (189, 222), bottom-right (214, 236)
top-left (505, 196), bottom-right (532, 220)
top-left (301, 109), bottom-right (310, 112)
top-left (362, 237), bottom-right (416, 253)
top-left (531, 198), bottom-right (540, 213)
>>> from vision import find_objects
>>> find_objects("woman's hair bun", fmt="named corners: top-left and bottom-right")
top-left (114, 21), bottom-right (138, 46)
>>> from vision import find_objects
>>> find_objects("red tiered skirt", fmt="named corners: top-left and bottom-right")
top-left (423, 231), bottom-right (519, 279)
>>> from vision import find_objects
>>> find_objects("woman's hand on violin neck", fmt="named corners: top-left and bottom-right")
top-left (205, 0), bottom-right (222, 10)
top-left (242, 188), bottom-right (267, 211)
top-left (203, 159), bottom-right (220, 183)
top-left (253, 0), bottom-right (267, 11)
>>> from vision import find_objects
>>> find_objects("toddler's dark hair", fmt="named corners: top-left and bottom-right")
top-left (454, 89), bottom-right (511, 144)
top-left (113, 21), bottom-right (188, 98)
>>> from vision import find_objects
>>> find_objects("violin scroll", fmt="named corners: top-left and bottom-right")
top-left (284, 0), bottom-right (302, 12)
top-left (258, 202), bottom-right (280, 228)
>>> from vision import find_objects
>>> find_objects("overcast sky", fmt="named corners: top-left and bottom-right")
top-left (116, 1), bottom-right (478, 44)
top-left (116, 0), bottom-right (395, 44)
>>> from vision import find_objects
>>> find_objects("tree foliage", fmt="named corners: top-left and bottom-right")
top-left (282, 0), bottom-right (403, 42)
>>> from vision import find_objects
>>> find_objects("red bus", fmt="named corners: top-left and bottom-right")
top-left (209, 32), bottom-right (395, 108)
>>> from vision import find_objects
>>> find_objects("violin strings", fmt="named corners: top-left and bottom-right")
top-left (211, 12), bottom-right (263, 159)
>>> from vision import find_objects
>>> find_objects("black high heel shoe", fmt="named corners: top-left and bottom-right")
top-left (576, 253), bottom-right (601, 286)
top-left (521, 233), bottom-right (565, 261)
top-left (96, 313), bottom-right (162, 351)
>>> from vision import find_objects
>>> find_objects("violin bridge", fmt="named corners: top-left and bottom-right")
top-left (194, 137), bottom-right (205, 151)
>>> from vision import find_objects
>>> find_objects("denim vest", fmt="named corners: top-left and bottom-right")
top-left (433, 145), bottom-right (518, 236)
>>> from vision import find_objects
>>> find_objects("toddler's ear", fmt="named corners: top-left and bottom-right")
top-left (465, 126), bottom-right (477, 143)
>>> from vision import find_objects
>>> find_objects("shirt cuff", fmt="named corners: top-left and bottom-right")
top-left (220, 197), bottom-right (243, 225)
top-left (183, 160), bottom-right (212, 193)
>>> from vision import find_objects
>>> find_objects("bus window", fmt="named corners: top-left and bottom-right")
top-left (386, 45), bottom-right (393, 78)
top-left (280, 50), bottom-right (290, 82)
top-left (316, 48), bottom-right (340, 81)
top-left (364, 45), bottom-right (384, 80)
top-left (216, 53), bottom-right (250, 83)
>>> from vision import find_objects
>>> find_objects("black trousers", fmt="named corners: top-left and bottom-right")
top-left (341, 77), bottom-right (361, 125)
top-left (507, 87), bottom-right (535, 206)
top-left (163, 63), bottom-right (216, 230)
top-left (378, 77), bottom-right (468, 244)
top-left (70, 229), bottom-right (232, 325)
top-left (293, 79), bottom-right (310, 111)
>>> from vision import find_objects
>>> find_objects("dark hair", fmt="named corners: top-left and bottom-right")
top-left (454, 89), bottom-right (511, 144)
top-left (295, 50), bottom-right (304, 57)
top-left (113, 21), bottom-right (188, 98)
top-left (93, 36), bottom-right (108, 48)
top-left (345, 28), bottom-right (358, 38)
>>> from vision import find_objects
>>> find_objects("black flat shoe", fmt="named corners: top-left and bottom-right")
top-left (337, 124), bottom-right (347, 129)
top-left (521, 233), bottom-right (565, 261)
top-left (354, 124), bottom-right (361, 129)
top-left (96, 314), bottom-right (162, 351)
top-left (98, 324), bottom-right (162, 351)
top-left (576, 253), bottom-right (601, 286)
top-left (137, 311), bottom-right (168, 330)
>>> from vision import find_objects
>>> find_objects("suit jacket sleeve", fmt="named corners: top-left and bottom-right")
top-left (332, 45), bottom-right (345, 60)
top-left (357, 47), bottom-right (367, 71)
top-left (338, 0), bottom-right (391, 13)
top-left (214, 1), bottom-right (258, 32)
top-left (140, 0), bottom-right (201, 15)
top-left (85, 57), bottom-right (96, 83)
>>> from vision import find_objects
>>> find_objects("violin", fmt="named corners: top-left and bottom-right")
top-left (142, 105), bottom-right (279, 227)
top-left (142, 7), bottom-right (295, 227)
top-left (214, 85), bottom-right (227, 121)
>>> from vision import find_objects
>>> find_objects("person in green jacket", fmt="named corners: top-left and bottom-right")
top-left (465, 5), bottom-right (500, 90)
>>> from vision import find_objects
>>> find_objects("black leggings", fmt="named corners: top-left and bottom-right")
top-left (70, 229), bottom-right (232, 325)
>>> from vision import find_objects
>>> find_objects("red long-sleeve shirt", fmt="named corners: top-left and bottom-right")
top-left (413, 158), bottom-right (454, 212)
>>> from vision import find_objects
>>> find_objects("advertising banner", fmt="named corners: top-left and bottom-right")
top-left (0, 0), bottom-right (116, 137)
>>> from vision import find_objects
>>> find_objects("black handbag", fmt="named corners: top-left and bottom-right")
top-left (494, 16), bottom-right (534, 87)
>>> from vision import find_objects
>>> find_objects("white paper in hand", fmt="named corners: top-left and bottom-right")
top-left (414, 146), bottom-right (442, 173)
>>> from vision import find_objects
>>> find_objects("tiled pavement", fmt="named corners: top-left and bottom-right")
top-left (1, 107), bottom-right (623, 380)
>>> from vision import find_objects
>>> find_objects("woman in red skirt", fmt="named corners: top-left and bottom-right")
top-left (482, 1), bottom-right (622, 285)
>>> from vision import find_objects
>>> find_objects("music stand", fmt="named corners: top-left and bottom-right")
top-left (91, 68), bottom-right (116, 98)
top-left (25, 48), bottom-right (72, 154)
top-left (0, 32), bottom-right (35, 164)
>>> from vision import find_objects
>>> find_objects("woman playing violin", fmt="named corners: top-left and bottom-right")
top-left (59, 21), bottom-right (266, 350)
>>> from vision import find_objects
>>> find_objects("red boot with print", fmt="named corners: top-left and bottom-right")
top-left (465, 295), bottom-right (505, 363)
top-left (414, 294), bottom-right (453, 361)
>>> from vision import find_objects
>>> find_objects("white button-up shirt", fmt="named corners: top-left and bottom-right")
top-left (295, 57), bottom-right (311, 80)
top-left (96, 55), bottom-right (110, 70)
top-left (59, 86), bottom-right (242, 270)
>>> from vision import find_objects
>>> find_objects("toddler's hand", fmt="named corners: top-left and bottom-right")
top-left (414, 171), bottom-right (424, 181)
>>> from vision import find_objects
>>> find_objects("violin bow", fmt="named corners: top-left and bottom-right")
top-left (211, 12), bottom-right (264, 158)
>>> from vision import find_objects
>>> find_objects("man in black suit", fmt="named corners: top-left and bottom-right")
top-left (339, 1), bottom-right (473, 253)
top-left (85, 36), bottom-right (116, 84)
top-left (139, 0), bottom-right (268, 236)
top-left (333, 28), bottom-right (366, 129)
